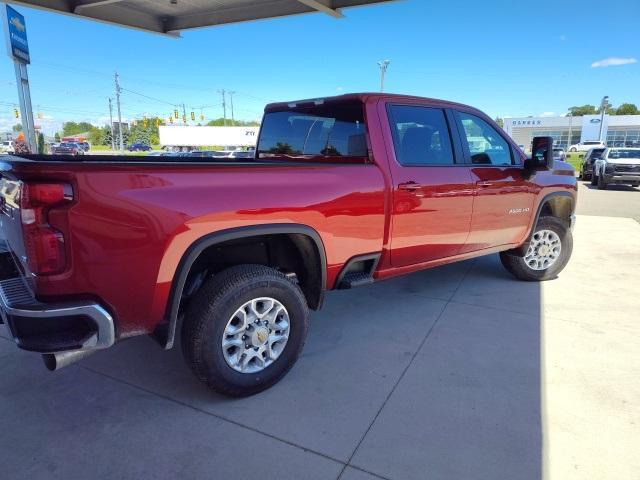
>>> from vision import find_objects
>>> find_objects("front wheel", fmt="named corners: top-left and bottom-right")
top-left (500, 216), bottom-right (573, 281)
top-left (591, 173), bottom-right (598, 186)
top-left (570, 147), bottom-right (577, 152)
top-left (182, 264), bottom-right (310, 397)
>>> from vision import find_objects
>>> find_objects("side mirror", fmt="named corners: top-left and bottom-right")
top-left (525, 136), bottom-right (554, 170)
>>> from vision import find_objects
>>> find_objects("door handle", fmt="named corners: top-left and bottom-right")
top-left (398, 181), bottom-right (422, 191)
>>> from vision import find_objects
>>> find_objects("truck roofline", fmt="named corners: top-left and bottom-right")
top-left (264, 92), bottom-right (479, 113)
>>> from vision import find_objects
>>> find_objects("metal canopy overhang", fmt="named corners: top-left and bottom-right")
top-left (9, 0), bottom-right (397, 36)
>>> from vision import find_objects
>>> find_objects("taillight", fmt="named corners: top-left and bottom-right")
top-left (20, 183), bottom-right (73, 275)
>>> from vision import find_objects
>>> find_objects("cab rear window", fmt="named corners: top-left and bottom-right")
top-left (257, 102), bottom-right (368, 159)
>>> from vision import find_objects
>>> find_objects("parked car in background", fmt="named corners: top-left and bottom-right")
top-left (127, 143), bottom-right (152, 152)
top-left (77, 141), bottom-right (91, 152)
top-left (579, 147), bottom-right (606, 181)
top-left (50, 142), bottom-right (83, 155)
top-left (553, 147), bottom-right (566, 161)
top-left (568, 140), bottom-right (606, 153)
top-left (592, 148), bottom-right (640, 189)
top-left (0, 141), bottom-right (15, 154)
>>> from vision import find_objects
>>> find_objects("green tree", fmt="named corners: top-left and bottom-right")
top-left (54, 132), bottom-right (61, 142)
top-left (37, 131), bottom-right (45, 154)
top-left (62, 121), bottom-right (94, 137)
top-left (12, 123), bottom-right (22, 132)
top-left (614, 103), bottom-right (639, 115)
top-left (494, 117), bottom-right (504, 128)
top-left (568, 105), bottom-right (597, 116)
top-left (127, 117), bottom-right (163, 146)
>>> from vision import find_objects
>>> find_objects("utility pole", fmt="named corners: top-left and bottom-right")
top-left (377, 60), bottom-right (390, 93)
top-left (114, 72), bottom-right (124, 152)
top-left (219, 89), bottom-right (227, 126)
top-left (598, 95), bottom-right (609, 143)
top-left (108, 98), bottom-right (115, 150)
top-left (182, 103), bottom-right (187, 125)
top-left (228, 91), bottom-right (236, 124)
top-left (567, 112), bottom-right (573, 150)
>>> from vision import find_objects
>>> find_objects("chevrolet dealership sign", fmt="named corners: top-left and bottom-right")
top-left (3, 4), bottom-right (30, 63)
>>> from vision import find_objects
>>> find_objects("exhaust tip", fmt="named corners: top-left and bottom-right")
top-left (42, 353), bottom-right (57, 371)
top-left (42, 349), bottom-right (97, 371)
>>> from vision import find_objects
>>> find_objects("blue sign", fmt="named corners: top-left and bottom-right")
top-left (5, 5), bottom-right (29, 64)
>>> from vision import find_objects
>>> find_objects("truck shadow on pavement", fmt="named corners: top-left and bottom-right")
top-left (0, 254), bottom-right (543, 480)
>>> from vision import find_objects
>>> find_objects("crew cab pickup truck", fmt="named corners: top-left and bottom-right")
top-left (0, 94), bottom-right (577, 397)
top-left (591, 147), bottom-right (640, 189)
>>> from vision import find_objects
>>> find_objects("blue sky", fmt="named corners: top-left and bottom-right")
top-left (1, 0), bottom-right (639, 134)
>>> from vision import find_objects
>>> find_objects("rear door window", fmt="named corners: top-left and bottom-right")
top-left (257, 101), bottom-right (367, 159)
top-left (387, 105), bottom-right (455, 166)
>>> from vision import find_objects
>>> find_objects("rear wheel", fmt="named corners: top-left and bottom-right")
top-left (500, 216), bottom-right (572, 281)
top-left (590, 173), bottom-right (598, 186)
top-left (182, 264), bottom-right (309, 397)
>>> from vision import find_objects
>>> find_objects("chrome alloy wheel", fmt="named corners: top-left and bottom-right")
top-left (524, 229), bottom-right (562, 271)
top-left (222, 297), bottom-right (290, 374)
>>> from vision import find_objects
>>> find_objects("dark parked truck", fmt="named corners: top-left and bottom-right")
top-left (0, 94), bottom-right (577, 396)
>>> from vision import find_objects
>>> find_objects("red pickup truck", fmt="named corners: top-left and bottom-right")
top-left (0, 93), bottom-right (576, 396)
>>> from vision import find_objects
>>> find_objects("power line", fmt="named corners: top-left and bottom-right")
top-left (120, 87), bottom-right (179, 107)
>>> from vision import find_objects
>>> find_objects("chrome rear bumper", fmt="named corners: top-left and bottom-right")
top-left (0, 268), bottom-right (114, 354)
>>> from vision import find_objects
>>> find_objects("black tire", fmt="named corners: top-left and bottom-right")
top-left (500, 216), bottom-right (573, 281)
top-left (182, 264), bottom-right (309, 397)
top-left (590, 173), bottom-right (598, 186)
top-left (597, 173), bottom-right (607, 190)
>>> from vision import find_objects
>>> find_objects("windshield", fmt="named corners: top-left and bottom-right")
top-left (258, 101), bottom-right (368, 160)
top-left (590, 148), bottom-right (605, 159)
top-left (608, 149), bottom-right (640, 160)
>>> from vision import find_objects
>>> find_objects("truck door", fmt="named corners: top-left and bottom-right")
top-left (452, 110), bottom-right (534, 252)
top-left (383, 103), bottom-right (474, 267)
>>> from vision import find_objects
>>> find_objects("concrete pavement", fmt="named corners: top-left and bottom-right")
top-left (1, 215), bottom-right (638, 480)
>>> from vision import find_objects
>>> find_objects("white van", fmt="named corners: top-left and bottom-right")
top-left (0, 141), bottom-right (15, 154)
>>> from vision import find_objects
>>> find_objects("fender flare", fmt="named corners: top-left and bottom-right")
top-left (513, 191), bottom-right (574, 256)
top-left (154, 223), bottom-right (327, 349)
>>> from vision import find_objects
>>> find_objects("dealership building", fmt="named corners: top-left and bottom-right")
top-left (503, 114), bottom-right (640, 150)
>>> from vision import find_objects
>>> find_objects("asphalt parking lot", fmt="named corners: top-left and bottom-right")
top-left (575, 179), bottom-right (640, 223)
top-left (1, 188), bottom-right (639, 480)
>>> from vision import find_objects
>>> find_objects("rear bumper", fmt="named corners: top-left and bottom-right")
top-left (0, 253), bottom-right (114, 354)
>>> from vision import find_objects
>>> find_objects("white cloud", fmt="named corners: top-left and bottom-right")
top-left (591, 57), bottom-right (637, 68)
top-left (336, 86), bottom-right (344, 92)
top-left (560, 34), bottom-right (566, 41)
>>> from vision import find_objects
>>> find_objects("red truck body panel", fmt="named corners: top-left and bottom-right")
top-left (1, 93), bottom-right (577, 343)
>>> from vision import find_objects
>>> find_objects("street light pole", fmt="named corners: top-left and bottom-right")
top-left (599, 95), bottom-right (609, 143)
top-left (114, 72), bottom-right (124, 152)
top-left (567, 112), bottom-right (573, 150)
top-left (108, 98), bottom-right (115, 150)
top-left (377, 60), bottom-right (390, 93)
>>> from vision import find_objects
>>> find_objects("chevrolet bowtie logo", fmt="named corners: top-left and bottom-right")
top-left (10, 17), bottom-right (26, 32)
